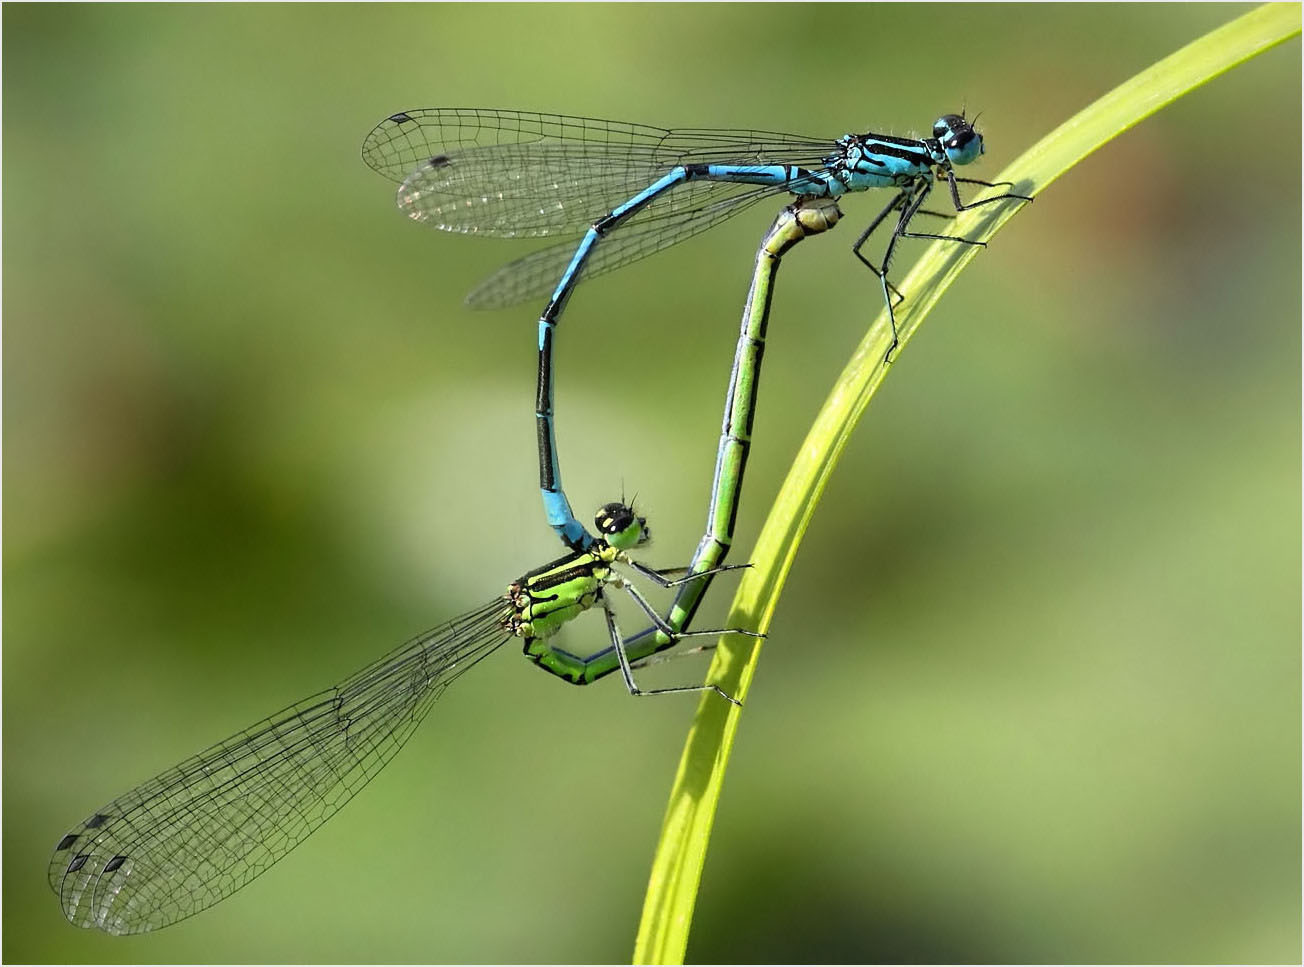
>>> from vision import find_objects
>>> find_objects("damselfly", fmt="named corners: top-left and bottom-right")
top-left (363, 109), bottom-right (1032, 552)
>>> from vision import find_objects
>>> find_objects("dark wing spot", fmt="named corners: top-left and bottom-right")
top-left (68, 854), bottom-right (89, 873)
top-left (389, 112), bottom-right (413, 124)
top-left (85, 813), bottom-right (109, 828)
top-left (55, 833), bottom-right (78, 851)
top-left (103, 855), bottom-right (127, 873)
top-left (427, 154), bottom-right (451, 169)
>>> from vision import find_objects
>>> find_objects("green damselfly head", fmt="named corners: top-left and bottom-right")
top-left (933, 113), bottom-right (984, 166)
top-left (594, 502), bottom-right (649, 549)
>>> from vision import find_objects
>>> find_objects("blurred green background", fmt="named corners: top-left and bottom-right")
top-left (4, 4), bottom-right (1299, 963)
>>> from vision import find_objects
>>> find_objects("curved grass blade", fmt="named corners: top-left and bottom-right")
top-left (633, 5), bottom-right (1301, 963)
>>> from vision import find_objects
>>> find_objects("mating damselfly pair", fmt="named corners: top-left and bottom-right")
top-left (49, 108), bottom-right (1030, 934)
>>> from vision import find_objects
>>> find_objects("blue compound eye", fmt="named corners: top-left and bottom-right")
top-left (933, 114), bottom-right (983, 165)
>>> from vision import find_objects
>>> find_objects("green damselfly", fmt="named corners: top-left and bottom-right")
top-left (48, 200), bottom-right (840, 934)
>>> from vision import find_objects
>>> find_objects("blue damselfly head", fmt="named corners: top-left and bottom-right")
top-left (933, 114), bottom-right (984, 166)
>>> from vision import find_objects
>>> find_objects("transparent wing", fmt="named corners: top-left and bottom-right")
top-left (362, 108), bottom-right (837, 238)
top-left (49, 599), bottom-right (513, 935)
top-left (465, 185), bottom-right (775, 308)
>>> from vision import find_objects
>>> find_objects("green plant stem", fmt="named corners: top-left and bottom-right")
top-left (633, 4), bottom-right (1301, 964)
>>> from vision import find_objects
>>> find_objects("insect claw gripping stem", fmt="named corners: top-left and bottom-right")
top-left (600, 590), bottom-right (744, 707)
